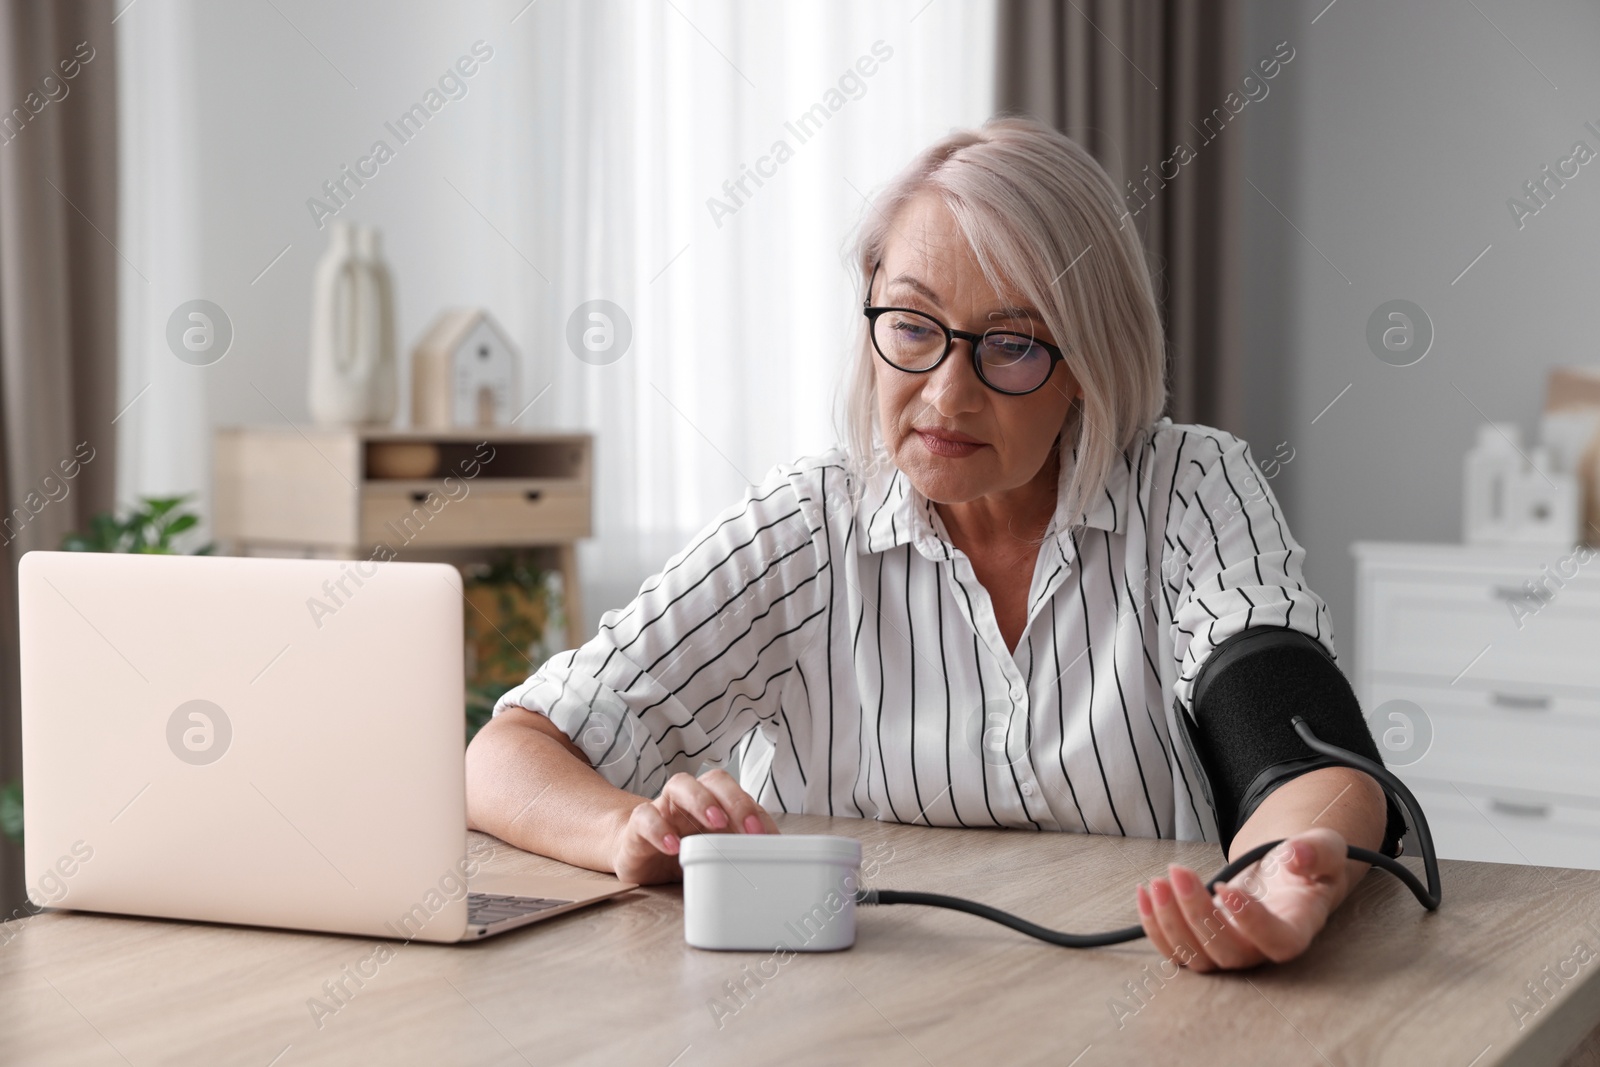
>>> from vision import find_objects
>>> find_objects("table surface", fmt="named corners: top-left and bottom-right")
top-left (4, 814), bottom-right (1600, 1067)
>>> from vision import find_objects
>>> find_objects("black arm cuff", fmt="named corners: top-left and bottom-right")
top-left (1174, 626), bottom-right (1407, 858)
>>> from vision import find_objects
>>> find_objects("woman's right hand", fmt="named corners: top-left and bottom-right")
top-left (609, 769), bottom-right (780, 885)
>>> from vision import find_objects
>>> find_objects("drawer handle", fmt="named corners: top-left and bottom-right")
top-left (1490, 692), bottom-right (1551, 711)
top-left (1489, 798), bottom-right (1551, 819)
top-left (410, 491), bottom-right (428, 503)
top-left (525, 489), bottom-right (543, 503)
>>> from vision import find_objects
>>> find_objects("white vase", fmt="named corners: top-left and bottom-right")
top-left (1463, 423), bottom-right (1523, 544)
top-left (355, 225), bottom-right (398, 424)
top-left (308, 221), bottom-right (397, 425)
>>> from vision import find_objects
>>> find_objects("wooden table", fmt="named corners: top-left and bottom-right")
top-left (4, 814), bottom-right (1600, 1066)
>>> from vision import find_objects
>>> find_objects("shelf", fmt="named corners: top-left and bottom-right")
top-left (213, 425), bottom-right (594, 648)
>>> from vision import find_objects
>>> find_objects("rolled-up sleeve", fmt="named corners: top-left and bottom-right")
top-left (493, 462), bottom-right (831, 797)
top-left (1164, 432), bottom-right (1335, 715)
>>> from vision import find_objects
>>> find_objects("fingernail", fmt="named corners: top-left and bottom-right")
top-left (1169, 866), bottom-right (1198, 896)
top-left (705, 806), bottom-right (727, 828)
top-left (743, 815), bottom-right (762, 834)
top-left (663, 834), bottom-right (680, 853)
top-left (1292, 841), bottom-right (1314, 867)
top-left (1221, 889), bottom-right (1247, 913)
top-left (1150, 878), bottom-right (1173, 906)
top-left (1136, 884), bottom-right (1153, 917)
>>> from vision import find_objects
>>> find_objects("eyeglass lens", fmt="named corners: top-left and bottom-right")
top-left (873, 309), bottom-right (1052, 394)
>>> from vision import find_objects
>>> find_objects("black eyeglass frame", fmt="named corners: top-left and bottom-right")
top-left (861, 261), bottom-right (1068, 397)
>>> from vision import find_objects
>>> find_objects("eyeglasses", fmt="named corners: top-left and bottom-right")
top-left (862, 261), bottom-right (1067, 396)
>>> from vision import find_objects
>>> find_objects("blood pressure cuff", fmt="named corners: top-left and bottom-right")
top-left (1173, 626), bottom-right (1407, 858)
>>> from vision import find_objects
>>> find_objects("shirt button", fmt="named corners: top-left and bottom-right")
top-left (1010, 686), bottom-right (1025, 702)
top-left (1021, 782), bottom-right (1035, 797)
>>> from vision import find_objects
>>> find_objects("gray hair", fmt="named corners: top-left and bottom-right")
top-left (838, 115), bottom-right (1167, 528)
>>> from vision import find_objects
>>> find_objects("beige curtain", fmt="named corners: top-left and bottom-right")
top-left (0, 0), bottom-right (119, 914)
top-left (996, 0), bottom-right (1242, 429)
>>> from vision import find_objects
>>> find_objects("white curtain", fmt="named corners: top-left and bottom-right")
top-left (507, 0), bottom-right (997, 627)
top-left (115, 0), bottom-right (207, 515)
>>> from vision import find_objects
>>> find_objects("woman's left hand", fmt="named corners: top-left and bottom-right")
top-left (1135, 827), bottom-right (1355, 972)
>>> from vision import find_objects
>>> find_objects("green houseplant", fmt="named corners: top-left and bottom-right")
top-left (0, 780), bottom-right (21, 848)
top-left (59, 495), bottom-right (214, 555)
top-left (462, 552), bottom-right (565, 742)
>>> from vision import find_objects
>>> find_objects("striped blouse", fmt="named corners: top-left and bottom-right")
top-left (493, 418), bottom-right (1334, 844)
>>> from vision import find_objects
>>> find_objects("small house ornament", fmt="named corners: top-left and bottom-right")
top-left (410, 309), bottom-right (519, 429)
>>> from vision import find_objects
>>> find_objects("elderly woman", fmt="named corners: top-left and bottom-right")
top-left (466, 115), bottom-right (1403, 972)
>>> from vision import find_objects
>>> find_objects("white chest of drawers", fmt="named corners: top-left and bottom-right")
top-left (1352, 541), bottom-right (1600, 870)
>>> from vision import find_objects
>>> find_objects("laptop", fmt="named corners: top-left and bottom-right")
top-left (18, 550), bottom-right (636, 943)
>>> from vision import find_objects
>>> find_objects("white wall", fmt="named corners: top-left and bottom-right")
top-left (119, 0), bottom-right (518, 518)
top-left (117, 0), bottom-right (994, 630)
top-left (1240, 0), bottom-right (1600, 668)
top-left (126, 0), bottom-right (1585, 665)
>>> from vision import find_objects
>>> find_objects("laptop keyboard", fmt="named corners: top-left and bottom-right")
top-left (467, 892), bottom-right (574, 927)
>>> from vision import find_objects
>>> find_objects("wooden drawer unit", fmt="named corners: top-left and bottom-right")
top-left (359, 481), bottom-right (590, 549)
top-left (215, 427), bottom-right (593, 647)
top-left (217, 429), bottom-right (592, 550)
